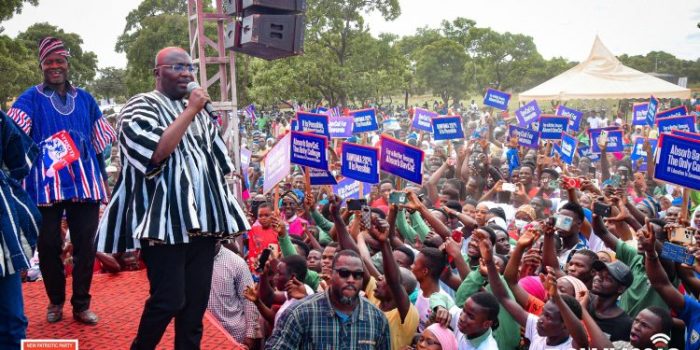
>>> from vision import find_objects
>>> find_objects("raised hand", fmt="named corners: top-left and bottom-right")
top-left (401, 191), bottom-right (423, 212)
top-left (243, 284), bottom-right (259, 302)
top-left (286, 276), bottom-right (308, 300)
top-left (637, 220), bottom-right (656, 254)
top-left (328, 195), bottom-right (343, 218)
top-left (517, 228), bottom-right (540, 248)
top-left (479, 236), bottom-right (494, 263)
top-left (368, 217), bottom-right (390, 243)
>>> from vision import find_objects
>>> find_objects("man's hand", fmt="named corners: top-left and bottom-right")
top-left (442, 237), bottom-right (462, 259)
top-left (243, 284), bottom-right (259, 303)
top-left (286, 276), bottom-right (308, 300)
top-left (328, 195), bottom-right (343, 218)
top-left (637, 220), bottom-right (656, 254)
top-left (517, 228), bottom-right (540, 248)
top-left (433, 306), bottom-right (452, 328)
top-left (303, 192), bottom-right (316, 212)
top-left (479, 236), bottom-right (494, 264)
top-left (543, 266), bottom-right (558, 298)
top-left (368, 217), bottom-right (390, 243)
top-left (401, 191), bottom-right (423, 212)
top-left (270, 216), bottom-right (286, 238)
top-left (187, 87), bottom-right (210, 113)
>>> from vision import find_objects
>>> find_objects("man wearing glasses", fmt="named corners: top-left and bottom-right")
top-left (96, 47), bottom-right (250, 349)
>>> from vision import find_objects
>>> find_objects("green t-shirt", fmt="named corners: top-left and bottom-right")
top-left (278, 233), bottom-right (320, 291)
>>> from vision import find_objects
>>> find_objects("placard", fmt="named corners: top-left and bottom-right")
top-left (332, 177), bottom-right (372, 200)
top-left (656, 106), bottom-right (688, 120)
top-left (41, 130), bottom-right (80, 178)
top-left (341, 143), bottom-right (379, 184)
top-left (560, 134), bottom-right (577, 165)
top-left (646, 96), bottom-right (659, 125)
top-left (578, 144), bottom-right (601, 162)
top-left (263, 133), bottom-right (291, 193)
top-left (350, 108), bottom-right (379, 133)
top-left (630, 138), bottom-right (657, 161)
top-left (589, 128), bottom-right (624, 153)
top-left (556, 105), bottom-right (583, 132)
top-left (296, 111), bottom-right (330, 139)
top-left (483, 88), bottom-right (511, 110)
top-left (672, 130), bottom-right (700, 142)
top-left (290, 131), bottom-right (328, 171)
top-left (240, 147), bottom-right (252, 176)
top-left (329, 116), bottom-right (354, 138)
top-left (307, 168), bottom-right (338, 185)
top-left (538, 115), bottom-right (568, 140)
top-left (380, 135), bottom-right (424, 184)
top-left (432, 116), bottom-right (465, 140)
top-left (508, 125), bottom-right (540, 149)
top-left (515, 100), bottom-right (541, 127)
top-left (412, 107), bottom-right (438, 132)
top-left (654, 133), bottom-right (700, 191)
top-left (631, 103), bottom-right (649, 126)
top-left (656, 115), bottom-right (696, 134)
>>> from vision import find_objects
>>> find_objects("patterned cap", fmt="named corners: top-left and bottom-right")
top-left (39, 37), bottom-right (71, 63)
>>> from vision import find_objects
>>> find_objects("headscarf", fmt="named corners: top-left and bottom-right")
top-left (515, 205), bottom-right (536, 221)
top-left (425, 324), bottom-right (458, 350)
top-left (639, 197), bottom-right (659, 218)
top-left (39, 37), bottom-right (70, 64)
top-left (692, 207), bottom-right (700, 228)
top-left (559, 275), bottom-right (588, 303)
top-left (518, 276), bottom-right (546, 302)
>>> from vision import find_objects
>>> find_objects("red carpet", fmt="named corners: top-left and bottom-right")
top-left (23, 270), bottom-right (245, 349)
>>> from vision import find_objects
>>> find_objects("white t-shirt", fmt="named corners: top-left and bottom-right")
top-left (274, 284), bottom-right (315, 327)
top-left (525, 314), bottom-right (573, 350)
top-left (415, 289), bottom-right (453, 332)
top-left (587, 116), bottom-right (601, 129)
top-left (456, 330), bottom-right (499, 350)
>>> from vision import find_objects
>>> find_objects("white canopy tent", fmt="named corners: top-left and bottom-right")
top-left (519, 36), bottom-right (691, 101)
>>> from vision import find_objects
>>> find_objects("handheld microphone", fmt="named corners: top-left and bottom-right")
top-left (186, 82), bottom-right (218, 121)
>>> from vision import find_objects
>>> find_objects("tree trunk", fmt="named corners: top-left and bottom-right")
top-left (404, 90), bottom-right (409, 109)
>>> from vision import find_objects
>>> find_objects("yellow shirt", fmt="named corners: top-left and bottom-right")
top-left (364, 277), bottom-right (420, 350)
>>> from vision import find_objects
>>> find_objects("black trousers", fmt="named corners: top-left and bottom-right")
top-left (131, 237), bottom-right (216, 350)
top-left (37, 201), bottom-right (100, 312)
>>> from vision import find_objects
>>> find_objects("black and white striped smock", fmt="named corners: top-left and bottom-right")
top-left (96, 91), bottom-right (250, 253)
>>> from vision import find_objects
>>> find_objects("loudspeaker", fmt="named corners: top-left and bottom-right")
top-left (227, 14), bottom-right (304, 60)
top-left (241, 0), bottom-right (305, 14)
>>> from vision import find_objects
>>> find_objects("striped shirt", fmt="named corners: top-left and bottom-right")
top-left (8, 83), bottom-right (116, 205)
top-left (207, 247), bottom-right (259, 342)
top-left (96, 91), bottom-right (250, 253)
top-left (266, 291), bottom-right (390, 350)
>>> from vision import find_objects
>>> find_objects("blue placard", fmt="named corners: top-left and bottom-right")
top-left (578, 144), bottom-right (601, 162)
top-left (341, 143), bottom-right (379, 184)
top-left (589, 128), bottom-right (624, 153)
top-left (657, 116), bottom-right (696, 134)
top-left (350, 108), bottom-right (379, 133)
top-left (483, 88), bottom-right (511, 110)
top-left (508, 125), bottom-right (540, 149)
top-left (631, 103), bottom-right (649, 126)
top-left (631, 138), bottom-right (657, 161)
top-left (329, 116), bottom-right (354, 138)
top-left (411, 108), bottom-right (438, 132)
top-left (515, 100), bottom-right (541, 127)
top-left (332, 177), bottom-right (372, 200)
top-left (654, 133), bottom-right (700, 191)
top-left (291, 119), bottom-right (298, 131)
top-left (310, 107), bottom-right (328, 114)
top-left (646, 96), bottom-right (659, 125)
top-left (307, 168), bottom-right (338, 185)
top-left (656, 106), bottom-right (688, 120)
top-left (555, 105), bottom-right (583, 132)
top-left (290, 131), bottom-right (328, 171)
top-left (672, 130), bottom-right (700, 142)
top-left (380, 135), bottom-right (424, 184)
top-left (538, 116), bottom-right (569, 140)
top-left (296, 112), bottom-right (330, 139)
top-left (432, 116), bottom-right (465, 140)
top-left (560, 134), bottom-right (577, 165)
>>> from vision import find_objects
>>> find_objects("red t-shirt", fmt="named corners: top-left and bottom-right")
top-left (247, 225), bottom-right (280, 272)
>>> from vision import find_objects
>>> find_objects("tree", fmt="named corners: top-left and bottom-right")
top-left (90, 67), bottom-right (127, 102)
top-left (0, 0), bottom-right (38, 22)
top-left (415, 38), bottom-right (469, 106)
top-left (0, 35), bottom-right (39, 109)
top-left (16, 22), bottom-right (98, 88)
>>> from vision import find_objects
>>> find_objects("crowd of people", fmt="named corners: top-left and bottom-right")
top-left (4, 34), bottom-right (700, 350)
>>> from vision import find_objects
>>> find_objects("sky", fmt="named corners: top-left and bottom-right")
top-left (2, 0), bottom-right (699, 69)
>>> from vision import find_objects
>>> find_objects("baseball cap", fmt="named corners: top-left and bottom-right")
top-left (592, 260), bottom-right (633, 288)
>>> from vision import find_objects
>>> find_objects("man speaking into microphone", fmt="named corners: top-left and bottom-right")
top-left (96, 47), bottom-right (250, 349)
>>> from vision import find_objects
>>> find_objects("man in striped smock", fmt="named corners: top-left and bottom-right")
top-left (96, 47), bottom-right (250, 349)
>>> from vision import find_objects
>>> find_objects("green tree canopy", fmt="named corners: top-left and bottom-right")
top-left (90, 67), bottom-right (128, 102)
top-left (0, 0), bottom-right (38, 22)
top-left (0, 34), bottom-right (39, 108)
top-left (415, 38), bottom-right (469, 106)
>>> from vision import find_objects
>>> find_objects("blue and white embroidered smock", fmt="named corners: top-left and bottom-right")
top-left (0, 111), bottom-right (42, 277)
top-left (8, 83), bottom-right (116, 205)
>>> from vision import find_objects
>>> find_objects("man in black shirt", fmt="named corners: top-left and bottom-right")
top-left (588, 260), bottom-right (634, 341)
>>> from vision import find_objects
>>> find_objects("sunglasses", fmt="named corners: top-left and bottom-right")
top-left (334, 268), bottom-right (363, 280)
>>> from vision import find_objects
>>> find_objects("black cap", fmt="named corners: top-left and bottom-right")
top-left (592, 260), bottom-right (633, 288)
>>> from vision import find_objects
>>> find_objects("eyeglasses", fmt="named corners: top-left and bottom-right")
top-left (417, 336), bottom-right (440, 346)
top-left (334, 268), bottom-right (363, 280)
top-left (156, 63), bottom-right (198, 74)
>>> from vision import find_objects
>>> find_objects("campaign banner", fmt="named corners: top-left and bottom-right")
top-left (350, 108), bottom-right (379, 133)
top-left (556, 105), bottom-right (583, 132)
top-left (307, 168), bottom-right (338, 186)
top-left (672, 130), bottom-right (700, 142)
top-left (589, 128), bottom-right (624, 153)
top-left (646, 95), bottom-right (659, 125)
top-left (290, 131), bottom-right (328, 171)
top-left (240, 147), bottom-right (252, 175)
top-left (483, 88), bottom-right (511, 110)
top-left (41, 130), bottom-right (80, 179)
top-left (432, 116), bottom-right (465, 140)
top-left (656, 106), bottom-right (688, 120)
top-left (578, 144), bottom-right (601, 162)
top-left (329, 116), bottom-right (354, 138)
top-left (656, 115), bottom-right (696, 134)
top-left (412, 107), bottom-right (438, 132)
top-left (515, 100), bottom-right (541, 127)
top-left (380, 135), bottom-right (424, 184)
top-left (263, 133), bottom-right (291, 193)
top-left (630, 138), bottom-right (657, 161)
top-left (631, 103), bottom-right (649, 126)
top-left (296, 112), bottom-right (330, 139)
top-left (341, 143), bottom-right (379, 184)
top-left (310, 107), bottom-right (328, 114)
top-left (559, 134), bottom-right (577, 165)
top-left (508, 125), bottom-right (540, 149)
top-left (290, 118), bottom-right (298, 131)
top-left (538, 115), bottom-right (569, 140)
top-left (654, 133), bottom-right (700, 191)
top-left (332, 177), bottom-right (372, 200)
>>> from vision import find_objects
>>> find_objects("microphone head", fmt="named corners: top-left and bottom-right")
top-left (186, 81), bottom-right (200, 93)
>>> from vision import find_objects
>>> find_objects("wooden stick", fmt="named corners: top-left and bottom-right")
top-left (273, 185), bottom-right (280, 216)
top-left (681, 187), bottom-right (690, 223)
top-left (304, 166), bottom-right (312, 192)
top-left (396, 178), bottom-right (402, 191)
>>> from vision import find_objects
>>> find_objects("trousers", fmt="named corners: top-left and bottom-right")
top-left (0, 273), bottom-right (27, 350)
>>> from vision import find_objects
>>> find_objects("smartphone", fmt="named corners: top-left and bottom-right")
top-left (361, 205), bottom-right (372, 229)
top-left (661, 242), bottom-right (695, 265)
top-left (599, 130), bottom-right (609, 146)
top-left (670, 227), bottom-right (695, 246)
top-left (389, 192), bottom-right (407, 204)
top-left (562, 176), bottom-right (582, 189)
top-left (593, 202), bottom-right (612, 218)
top-left (256, 248), bottom-right (271, 272)
top-left (502, 183), bottom-right (517, 192)
top-left (555, 215), bottom-right (573, 231)
top-left (347, 198), bottom-right (367, 211)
